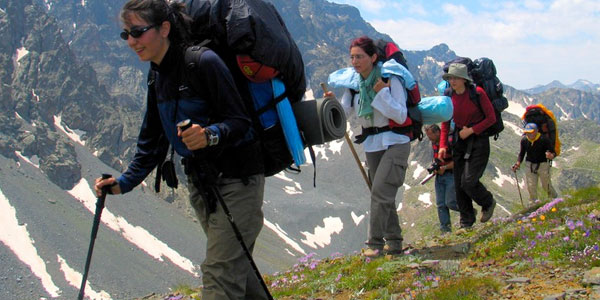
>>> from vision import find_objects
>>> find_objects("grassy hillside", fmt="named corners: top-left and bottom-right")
top-left (146, 187), bottom-right (600, 299)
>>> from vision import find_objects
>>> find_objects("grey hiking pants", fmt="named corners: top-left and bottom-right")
top-left (188, 174), bottom-right (267, 300)
top-left (365, 143), bottom-right (410, 251)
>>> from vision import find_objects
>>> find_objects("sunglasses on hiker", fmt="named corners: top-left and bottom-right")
top-left (120, 24), bottom-right (157, 40)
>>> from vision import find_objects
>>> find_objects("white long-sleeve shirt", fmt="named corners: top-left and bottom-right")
top-left (340, 75), bottom-right (410, 152)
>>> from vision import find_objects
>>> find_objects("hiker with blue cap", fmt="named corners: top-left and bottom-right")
top-left (512, 123), bottom-right (558, 204)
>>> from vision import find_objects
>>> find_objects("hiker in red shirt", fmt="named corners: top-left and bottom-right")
top-left (438, 63), bottom-right (497, 228)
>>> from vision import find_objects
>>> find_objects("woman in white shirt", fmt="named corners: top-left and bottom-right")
top-left (326, 36), bottom-right (410, 257)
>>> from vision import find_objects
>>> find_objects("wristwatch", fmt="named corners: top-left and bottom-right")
top-left (205, 128), bottom-right (219, 146)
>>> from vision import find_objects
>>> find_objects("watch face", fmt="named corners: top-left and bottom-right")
top-left (207, 130), bottom-right (219, 146)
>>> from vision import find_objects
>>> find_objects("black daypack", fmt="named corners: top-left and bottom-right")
top-left (181, 0), bottom-right (306, 176)
top-left (471, 58), bottom-right (508, 139)
top-left (444, 57), bottom-right (508, 140)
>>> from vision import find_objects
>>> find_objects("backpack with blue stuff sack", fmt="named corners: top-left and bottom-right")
top-left (329, 39), bottom-right (424, 142)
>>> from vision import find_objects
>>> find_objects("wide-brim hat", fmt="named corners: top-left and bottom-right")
top-left (442, 63), bottom-right (473, 82)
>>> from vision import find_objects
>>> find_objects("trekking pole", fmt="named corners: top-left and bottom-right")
top-left (548, 159), bottom-right (553, 199)
top-left (177, 120), bottom-right (273, 300)
top-left (511, 166), bottom-right (524, 208)
top-left (78, 174), bottom-right (112, 300)
top-left (320, 83), bottom-right (372, 191)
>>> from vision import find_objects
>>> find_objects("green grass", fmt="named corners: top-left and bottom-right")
top-left (164, 187), bottom-right (600, 299)
top-left (415, 276), bottom-right (501, 300)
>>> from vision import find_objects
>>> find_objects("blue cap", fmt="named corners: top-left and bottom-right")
top-left (523, 123), bottom-right (537, 133)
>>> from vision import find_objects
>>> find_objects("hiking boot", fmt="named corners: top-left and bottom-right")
top-left (362, 247), bottom-right (382, 257)
top-left (383, 244), bottom-right (403, 256)
top-left (480, 200), bottom-right (496, 223)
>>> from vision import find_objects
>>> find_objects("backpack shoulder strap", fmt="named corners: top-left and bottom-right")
top-left (184, 40), bottom-right (212, 69)
top-left (349, 88), bottom-right (359, 107)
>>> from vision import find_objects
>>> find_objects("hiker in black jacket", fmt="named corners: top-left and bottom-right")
top-left (94, 1), bottom-right (267, 299)
top-left (512, 123), bottom-right (558, 204)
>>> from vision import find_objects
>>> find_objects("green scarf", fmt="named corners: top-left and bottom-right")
top-left (357, 65), bottom-right (381, 120)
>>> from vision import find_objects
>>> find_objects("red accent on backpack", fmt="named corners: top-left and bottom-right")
top-left (236, 55), bottom-right (280, 83)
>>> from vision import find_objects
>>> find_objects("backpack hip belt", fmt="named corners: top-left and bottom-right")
top-left (354, 125), bottom-right (410, 144)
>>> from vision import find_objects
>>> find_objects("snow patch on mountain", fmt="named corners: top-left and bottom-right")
top-left (54, 115), bottom-right (86, 146)
top-left (417, 193), bottom-right (432, 208)
top-left (57, 255), bottom-right (111, 299)
top-left (506, 100), bottom-right (526, 117)
top-left (15, 151), bottom-right (40, 168)
top-left (412, 161), bottom-right (426, 180)
top-left (300, 217), bottom-right (343, 249)
top-left (263, 219), bottom-right (306, 255)
top-left (67, 179), bottom-right (199, 276)
top-left (504, 121), bottom-right (524, 136)
top-left (493, 167), bottom-right (513, 188)
top-left (0, 188), bottom-right (61, 298)
top-left (351, 211), bottom-right (365, 226)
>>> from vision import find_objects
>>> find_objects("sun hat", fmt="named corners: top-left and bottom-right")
top-left (442, 63), bottom-right (473, 82)
top-left (523, 123), bottom-right (538, 133)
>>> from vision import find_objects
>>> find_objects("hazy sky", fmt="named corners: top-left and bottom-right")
top-left (329, 0), bottom-right (599, 89)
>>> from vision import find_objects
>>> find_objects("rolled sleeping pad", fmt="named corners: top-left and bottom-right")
top-left (293, 97), bottom-right (347, 146)
top-left (272, 78), bottom-right (306, 167)
top-left (419, 96), bottom-right (454, 125)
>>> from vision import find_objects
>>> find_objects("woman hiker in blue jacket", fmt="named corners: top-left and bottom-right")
top-left (94, 0), bottom-right (267, 299)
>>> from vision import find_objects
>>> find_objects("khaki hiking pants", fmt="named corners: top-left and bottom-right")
top-left (365, 142), bottom-right (410, 251)
top-left (188, 174), bottom-right (267, 300)
top-left (525, 161), bottom-right (557, 203)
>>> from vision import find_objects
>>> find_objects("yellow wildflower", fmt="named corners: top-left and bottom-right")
top-left (540, 215), bottom-right (546, 221)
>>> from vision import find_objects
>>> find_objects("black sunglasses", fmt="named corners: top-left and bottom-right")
top-left (120, 24), bottom-right (156, 40)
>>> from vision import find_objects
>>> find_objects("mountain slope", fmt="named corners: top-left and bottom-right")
top-left (2, 0), bottom-right (600, 298)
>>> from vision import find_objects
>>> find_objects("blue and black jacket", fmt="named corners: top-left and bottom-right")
top-left (117, 45), bottom-right (263, 193)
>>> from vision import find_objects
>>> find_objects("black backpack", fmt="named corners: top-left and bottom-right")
top-left (181, 0), bottom-right (306, 176)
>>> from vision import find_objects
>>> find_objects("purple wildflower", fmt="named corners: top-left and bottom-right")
top-left (335, 273), bottom-right (342, 282)
top-left (564, 236), bottom-right (570, 242)
top-left (576, 220), bottom-right (584, 228)
top-left (377, 267), bottom-right (383, 271)
top-left (567, 220), bottom-right (575, 230)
